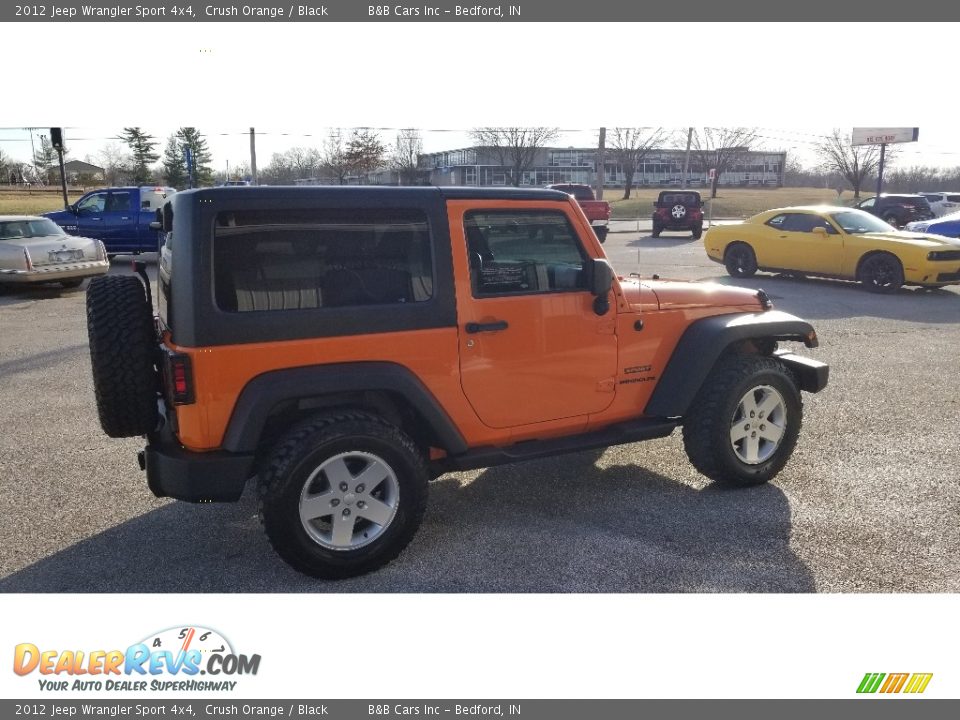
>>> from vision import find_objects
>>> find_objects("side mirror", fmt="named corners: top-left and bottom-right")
top-left (588, 258), bottom-right (614, 315)
top-left (69, 203), bottom-right (78, 214)
top-left (812, 226), bottom-right (827, 236)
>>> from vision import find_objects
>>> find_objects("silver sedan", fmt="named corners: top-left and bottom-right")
top-left (0, 215), bottom-right (109, 288)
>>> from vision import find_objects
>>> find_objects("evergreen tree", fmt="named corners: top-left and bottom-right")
top-left (120, 127), bottom-right (160, 184)
top-left (161, 135), bottom-right (187, 188)
top-left (33, 135), bottom-right (59, 184)
top-left (161, 128), bottom-right (213, 188)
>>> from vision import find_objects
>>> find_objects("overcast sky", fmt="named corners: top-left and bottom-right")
top-left (4, 22), bottom-right (959, 174)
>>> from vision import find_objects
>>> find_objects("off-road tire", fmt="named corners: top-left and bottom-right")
top-left (258, 411), bottom-right (429, 579)
top-left (724, 242), bottom-right (758, 278)
top-left (858, 252), bottom-right (903, 294)
top-left (86, 275), bottom-right (159, 438)
top-left (682, 354), bottom-right (802, 487)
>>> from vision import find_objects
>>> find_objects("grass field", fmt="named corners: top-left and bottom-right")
top-left (603, 186), bottom-right (862, 219)
top-left (0, 186), bottom-right (865, 219)
top-left (0, 189), bottom-right (81, 215)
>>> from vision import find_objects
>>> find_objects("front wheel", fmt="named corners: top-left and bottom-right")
top-left (682, 354), bottom-right (802, 486)
top-left (258, 411), bottom-right (429, 579)
top-left (724, 242), bottom-right (757, 278)
top-left (858, 253), bottom-right (903, 294)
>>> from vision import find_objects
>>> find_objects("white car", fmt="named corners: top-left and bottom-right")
top-left (918, 192), bottom-right (960, 217)
top-left (0, 216), bottom-right (110, 288)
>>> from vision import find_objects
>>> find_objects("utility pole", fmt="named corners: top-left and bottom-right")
top-left (595, 127), bottom-right (606, 201)
top-left (875, 143), bottom-right (886, 198)
top-left (682, 127), bottom-right (693, 189)
top-left (249, 127), bottom-right (258, 185)
top-left (50, 127), bottom-right (68, 209)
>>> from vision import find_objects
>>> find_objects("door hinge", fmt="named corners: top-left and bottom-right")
top-left (597, 378), bottom-right (615, 393)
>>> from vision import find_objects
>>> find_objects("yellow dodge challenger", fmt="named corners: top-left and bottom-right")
top-left (704, 206), bottom-right (960, 293)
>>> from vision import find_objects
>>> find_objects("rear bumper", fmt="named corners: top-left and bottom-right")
top-left (142, 428), bottom-right (253, 503)
top-left (0, 259), bottom-right (110, 283)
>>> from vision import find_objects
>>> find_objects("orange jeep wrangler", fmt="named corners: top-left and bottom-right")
top-left (85, 187), bottom-right (828, 579)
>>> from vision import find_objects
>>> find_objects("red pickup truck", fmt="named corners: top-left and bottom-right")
top-left (546, 183), bottom-right (611, 243)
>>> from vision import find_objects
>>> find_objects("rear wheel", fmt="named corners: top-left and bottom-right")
top-left (258, 411), bottom-right (429, 579)
top-left (594, 226), bottom-right (608, 244)
top-left (682, 354), bottom-right (802, 486)
top-left (86, 275), bottom-right (159, 438)
top-left (858, 253), bottom-right (903, 294)
top-left (692, 225), bottom-right (703, 240)
top-left (724, 242), bottom-right (757, 278)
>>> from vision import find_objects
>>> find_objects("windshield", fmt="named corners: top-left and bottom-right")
top-left (0, 218), bottom-right (66, 240)
top-left (830, 210), bottom-right (895, 234)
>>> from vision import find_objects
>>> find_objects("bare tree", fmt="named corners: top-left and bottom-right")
top-left (99, 143), bottom-right (133, 185)
top-left (0, 148), bottom-right (10, 184)
top-left (286, 147), bottom-right (322, 180)
top-left (470, 127), bottom-right (560, 186)
top-left (321, 130), bottom-right (352, 184)
top-left (609, 127), bottom-right (666, 199)
top-left (346, 129), bottom-right (386, 181)
top-left (814, 129), bottom-right (894, 199)
top-left (391, 128), bottom-right (423, 185)
top-left (691, 127), bottom-right (758, 198)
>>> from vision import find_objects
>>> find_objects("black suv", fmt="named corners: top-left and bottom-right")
top-left (855, 194), bottom-right (934, 229)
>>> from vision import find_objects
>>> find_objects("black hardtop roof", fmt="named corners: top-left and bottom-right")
top-left (176, 185), bottom-right (572, 202)
top-left (658, 189), bottom-right (701, 198)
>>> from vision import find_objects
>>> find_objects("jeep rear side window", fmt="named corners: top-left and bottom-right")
top-left (464, 210), bottom-right (587, 296)
top-left (213, 208), bottom-right (433, 312)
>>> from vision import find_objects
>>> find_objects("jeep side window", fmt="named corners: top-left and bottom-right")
top-left (464, 210), bottom-right (587, 296)
top-left (213, 208), bottom-right (433, 312)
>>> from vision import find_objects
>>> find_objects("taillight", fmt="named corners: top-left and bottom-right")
top-left (166, 353), bottom-right (195, 405)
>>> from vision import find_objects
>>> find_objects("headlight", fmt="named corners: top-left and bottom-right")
top-left (927, 250), bottom-right (960, 261)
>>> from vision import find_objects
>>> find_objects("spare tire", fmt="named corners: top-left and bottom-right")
top-left (86, 275), bottom-right (159, 438)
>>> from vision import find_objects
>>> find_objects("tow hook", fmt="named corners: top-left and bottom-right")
top-left (137, 450), bottom-right (146, 471)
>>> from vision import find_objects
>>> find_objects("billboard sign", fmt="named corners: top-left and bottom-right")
top-left (851, 128), bottom-right (919, 146)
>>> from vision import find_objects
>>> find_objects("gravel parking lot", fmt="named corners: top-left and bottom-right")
top-left (1, 231), bottom-right (958, 593)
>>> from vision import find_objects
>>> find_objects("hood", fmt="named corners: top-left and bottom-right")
top-left (619, 277), bottom-right (764, 311)
top-left (42, 209), bottom-right (73, 222)
top-left (857, 231), bottom-right (960, 249)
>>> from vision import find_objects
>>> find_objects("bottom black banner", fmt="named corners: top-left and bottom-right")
top-left (1, 700), bottom-right (957, 719)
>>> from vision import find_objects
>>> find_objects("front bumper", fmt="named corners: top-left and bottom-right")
top-left (0, 259), bottom-right (110, 283)
top-left (142, 426), bottom-right (253, 503)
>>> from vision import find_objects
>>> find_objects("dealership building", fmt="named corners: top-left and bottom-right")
top-left (417, 146), bottom-right (786, 188)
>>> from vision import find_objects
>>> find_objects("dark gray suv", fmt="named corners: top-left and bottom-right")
top-left (855, 194), bottom-right (934, 229)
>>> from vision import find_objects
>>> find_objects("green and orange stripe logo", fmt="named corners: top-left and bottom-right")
top-left (857, 672), bottom-right (933, 694)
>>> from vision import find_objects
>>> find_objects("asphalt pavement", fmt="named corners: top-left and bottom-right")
top-left (1, 234), bottom-right (958, 593)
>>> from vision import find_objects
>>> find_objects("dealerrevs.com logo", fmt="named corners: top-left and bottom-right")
top-left (13, 626), bottom-right (261, 693)
top-left (857, 673), bottom-right (933, 695)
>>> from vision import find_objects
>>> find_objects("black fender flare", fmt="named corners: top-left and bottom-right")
top-left (221, 362), bottom-right (468, 455)
top-left (644, 311), bottom-right (820, 418)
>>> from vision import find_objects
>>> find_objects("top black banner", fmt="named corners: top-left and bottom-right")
top-left (6, 1), bottom-right (956, 22)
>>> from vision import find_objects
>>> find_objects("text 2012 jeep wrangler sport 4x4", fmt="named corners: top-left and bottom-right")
top-left (86, 187), bottom-right (828, 579)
